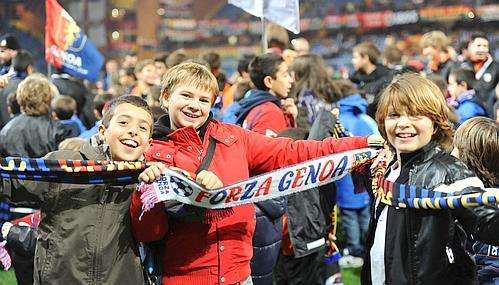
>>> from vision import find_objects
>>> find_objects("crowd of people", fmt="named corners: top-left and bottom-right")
top-left (0, 26), bottom-right (497, 285)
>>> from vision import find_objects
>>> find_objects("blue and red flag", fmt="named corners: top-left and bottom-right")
top-left (45, 0), bottom-right (104, 82)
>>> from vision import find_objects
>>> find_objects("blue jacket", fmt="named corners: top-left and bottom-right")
top-left (251, 198), bottom-right (287, 285)
top-left (456, 90), bottom-right (487, 124)
top-left (336, 94), bottom-right (378, 209)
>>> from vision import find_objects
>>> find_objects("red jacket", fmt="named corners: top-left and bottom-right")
top-left (130, 120), bottom-right (368, 285)
top-left (242, 101), bottom-right (294, 136)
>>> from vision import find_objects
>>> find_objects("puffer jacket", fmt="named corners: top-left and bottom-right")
top-left (130, 115), bottom-right (369, 285)
top-left (251, 198), bottom-right (287, 285)
top-left (0, 114), bottom-right (72, 158)
top-left (1, 141), bottom-right (144, 285)
top-left (362, 142), bottom-right (497, 285)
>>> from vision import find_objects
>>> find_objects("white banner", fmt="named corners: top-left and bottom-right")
top-left (139, 148), bottom-right (377, 211)
top-left (229, 0), bottom-right (300, 34)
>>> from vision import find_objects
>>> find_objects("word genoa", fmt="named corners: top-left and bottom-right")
top-left (152, 149), bottom-right (375, 209)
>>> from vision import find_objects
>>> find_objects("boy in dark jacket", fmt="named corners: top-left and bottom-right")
top-left (1, 95), bottom-right (151, 284)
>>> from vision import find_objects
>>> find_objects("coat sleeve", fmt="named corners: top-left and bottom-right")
top-left (243, 128), bottom-right (368, 174)
top-left (129, 190), bottom-right (169, 242)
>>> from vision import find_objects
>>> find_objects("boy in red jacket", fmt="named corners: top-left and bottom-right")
top-left (235, 53), bottom-right (296, 137)
top-left (131, 62), bottom-right (383, 285)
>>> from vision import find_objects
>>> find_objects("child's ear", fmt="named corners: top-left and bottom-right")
top-left (98, 124), bottom-right (107, 142)
top-left (263, 75), bottom-right (273, 90)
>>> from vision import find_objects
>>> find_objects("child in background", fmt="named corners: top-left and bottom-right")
top-left (131, 62), bottom-right (384, 285)
top-left (452, 117), bottom-right (499, 285)
top-left (51, 95), bottom-right (85, 137)
top-left (447, 68), bottom-right (487, 124)
top-left (79, 92), bottom-right (114, 139)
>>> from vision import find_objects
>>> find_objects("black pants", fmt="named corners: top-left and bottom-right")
top-left (274, 247), bottom-right (335, 285)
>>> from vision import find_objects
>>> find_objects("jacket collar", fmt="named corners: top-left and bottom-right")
top-left (152, 114), bottom-right (237, 147)
top-left (399, 141), bottom-right (440, 167)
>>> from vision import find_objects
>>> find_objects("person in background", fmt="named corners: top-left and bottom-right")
top-left (79, 92), bottom-right (114, 139)
top-left (447, 68), bottom-right (487, 124)
top-left (291, 37), bottom-right (310, 55)
top-left (460, 33), bottom-right (498, 115)
top-left (236, 53), bottom-right (296, 137)
top-left (6, 92), bottom-right (21, 118)
top-left (51, 68), bottom-right (96, 129)
top-left (166, 49), bottom-right (188, 69)
top-left (119, 67), bottom-right (137, 96)
top-left (420, 30), bottom-right (456, 80)
top-left (452, 117), bottom-right (499, 285)
top-left (154, 53), bottom-right (169, 80)
top-left (0, 49), bottom-right (33, 128)
top-left (131, 59), bottom-right (160, 99)
top-left (0, 74), bottom-right (71, 157)
top-left (350, 42), bottom-right (392, 118)
top-left (290, 53), bottom-right (339, 129)
top-left (332, 80), bottom-right (378, 268)
top-left (51, 95), bottom-right (85, 137)
top-left (0, 34), bottom-right (20, 75)
top-left (382, 45), bottom-right (403, 71)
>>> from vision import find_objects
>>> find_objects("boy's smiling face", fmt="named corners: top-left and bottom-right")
top-left (98, 103), bottom-right (153, 161)
top-left (163, 84), bottom-right (213, 131)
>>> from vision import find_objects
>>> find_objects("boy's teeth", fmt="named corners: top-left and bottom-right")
top-left (122, 139), bottom-right (138, 147)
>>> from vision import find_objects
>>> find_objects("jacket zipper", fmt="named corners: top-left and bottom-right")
top-left (92, 186), bottom-right (109, 284)
top-left (407, 168), bottom-right (417, 285)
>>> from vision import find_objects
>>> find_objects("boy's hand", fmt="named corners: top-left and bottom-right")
top-left (139, 162), bottom-right (167, 184)
top-left (281, 98), bottom-right (298, 120)
top-left (196, 170), bottom-right (223, 190)
top-left (367, 134), bottom-right (385, 148)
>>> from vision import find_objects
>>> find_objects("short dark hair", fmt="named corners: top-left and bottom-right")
top-left (249, 53), bottom-right (284, 91)
top-left (12, 49), bottom-right (33, 72)
top-left (154, 53), bottom-right (168, 63)
top-left (202, 52), bottom-right (221, 70)
top-left (237, 54), bottom-right (255, 75)
top-left (52, 95), bottom-right (76, 120)
top-left (470, 32), bottom-right (488, 44)
top-left (93, 92), bottom-right (114, 117)
top-left (451, 68), bottom-right (476, 90)
top-left (101, 95), bottom-right (152, 129)
top-left (382, 45), bottom-right (402, 65)
top-left (7, 92), bottom-right (20, 116)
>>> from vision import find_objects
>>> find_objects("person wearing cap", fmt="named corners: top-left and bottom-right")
top-left (0, 34), bottom-right (20, 75)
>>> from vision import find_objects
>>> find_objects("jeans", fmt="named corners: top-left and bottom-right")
top-left (341, 206), bottom-right (370, 257)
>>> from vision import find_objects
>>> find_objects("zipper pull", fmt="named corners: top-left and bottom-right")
top-left (445, 246), bottom-right (454, 264)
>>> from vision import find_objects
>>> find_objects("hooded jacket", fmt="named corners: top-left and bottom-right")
top-left (130, 116), bottom-right (369, 285)
top-left (235, 89), bottom-right (293, 136)
top-left (2, 141), bottom-right (144, 285)
top-left (336, 94), bottom-right (378, 209)
top-left (455, 89), bottom-right (487, 124)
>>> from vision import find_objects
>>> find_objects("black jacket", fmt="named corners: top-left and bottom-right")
top-left (2, 141), bottom-right (144, 284)
top-left (460, 59), bottom-right (499, 115)
top-left (350, 65), bottom-right (393, 118)
top-left (0, 76), bottom-right (24, 129)
top-left (0, 114), bottom-right (72, 158)
top-left (250, 198), bottom-right (287, 285)
top-left (361, 143), bottom-right (492, 285)
top-left (284, 111), bottom-right (337, 258)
